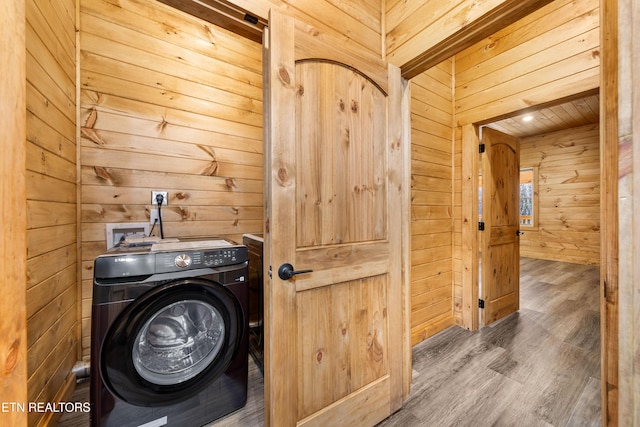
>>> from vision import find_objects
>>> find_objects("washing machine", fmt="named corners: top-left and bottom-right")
top-left (90, 239), bottom-right (249, 427)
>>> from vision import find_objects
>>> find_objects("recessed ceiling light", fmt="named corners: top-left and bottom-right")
top-left (522, 115), bottom-right (534, 122)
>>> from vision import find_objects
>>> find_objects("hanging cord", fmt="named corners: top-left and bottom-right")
top-left (149, 219), bottom-right (158, 237)
top-left (155, 193), bottom-right (165, 239)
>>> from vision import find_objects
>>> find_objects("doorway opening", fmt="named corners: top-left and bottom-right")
top-left (465, 90), bottom-right (601, 330)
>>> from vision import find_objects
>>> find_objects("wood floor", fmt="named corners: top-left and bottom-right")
top-left (58, 258), bottom-right (600, 427)
top-left (378, 257), bottom-right (601, 427)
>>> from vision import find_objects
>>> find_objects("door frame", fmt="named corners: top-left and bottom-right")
top-left (461, 124), bottom-right (481, 330)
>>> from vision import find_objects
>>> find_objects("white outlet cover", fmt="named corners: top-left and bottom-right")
top-left (152, 191), bottom-right (168, 205)
top-left (106, 222), bottom-right (150, 250)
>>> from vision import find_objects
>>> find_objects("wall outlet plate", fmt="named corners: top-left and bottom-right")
top-left (152, 191), bottom-right (168, 205)
top-left (150, 208), bottom-right (160, 224)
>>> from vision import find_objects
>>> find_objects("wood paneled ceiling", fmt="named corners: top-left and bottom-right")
top-left (486, 93), bottom-right (600, 138)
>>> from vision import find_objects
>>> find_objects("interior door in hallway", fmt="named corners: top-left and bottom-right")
top-left (263, 9), bottom-right (408, 427)
top-left (480, 127), bottom-right (521, 326)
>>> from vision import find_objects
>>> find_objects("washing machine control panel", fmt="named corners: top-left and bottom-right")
top-left (155, 246), bottom-right (248, 273)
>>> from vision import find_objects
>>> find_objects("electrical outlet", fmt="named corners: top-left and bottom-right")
top-left (150, 208), bottom-right (160, 225)
top-left (152, 191), bottom-right (168, 205)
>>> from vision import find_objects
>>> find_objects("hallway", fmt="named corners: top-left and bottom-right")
top-left (378, 257), bottom-right (600, 426)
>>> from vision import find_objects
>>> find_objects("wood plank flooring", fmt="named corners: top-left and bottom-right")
top-left (59, 258), bottom-right (600, 427)
top-left (377, 257), bottom-right (601, 427)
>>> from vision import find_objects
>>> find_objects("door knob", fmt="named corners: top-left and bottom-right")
top-left (278, 263), bottom-right (313, 280)
top-left (516, 231), bottom-right (524, 236)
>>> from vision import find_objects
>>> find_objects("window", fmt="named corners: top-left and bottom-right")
top-left (519, 168), bottom-right (536, 227)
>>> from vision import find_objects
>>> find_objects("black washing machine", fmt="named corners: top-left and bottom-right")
top-left (90, 239), bottom-right (249, 427)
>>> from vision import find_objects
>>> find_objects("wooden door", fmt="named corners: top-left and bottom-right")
top-left (264, 10), bottom-right (409, 427)
top-left (480, 128), bottom-right (520, 325)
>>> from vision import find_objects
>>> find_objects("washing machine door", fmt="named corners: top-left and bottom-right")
top-left (100, 278), bottom-right (243, 406)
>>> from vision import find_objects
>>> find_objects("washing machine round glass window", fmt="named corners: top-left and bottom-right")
top-left (100, 279), bottom-right (242, 406)
top-left (132, 299), bottom-right (225, 385)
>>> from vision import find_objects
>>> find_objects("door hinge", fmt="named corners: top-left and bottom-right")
top-left (479, 143), bottom-right (485, 153)
top-left (478, 299), bottom-right (485, 309)
top-left (478, 221), bottom-right (485, 231)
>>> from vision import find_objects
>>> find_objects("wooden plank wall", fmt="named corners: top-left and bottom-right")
top-left (409, 60), bottom-right (455, 345)
top-left (519, 124), bottom-right (600, 265)
top-left (25, 0), bottom-right (78, 425)
top-left (385, 0), bottom-right (553, 76)
top-left (221, 0), bottom-right (382, 60)
top-left (455, 0), bottom-right (600, 125)
top-left (0, 0), bottom-right (28, 425)
top-left (78, 0), bottom-right (264, 358)
top-left (453, 0), bottom-right (600, 325)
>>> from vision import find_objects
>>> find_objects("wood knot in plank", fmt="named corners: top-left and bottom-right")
top-left (82, 109), bottom-right (105, 145)
top-left (3, 340), bottom-right (20, 375)
top-left (202, 160), bottom-right (219, 176)
top-left (305, 26), bottom-right (320, 37)
top-left (343, 128), bottom-right (350, 145)
top-left (339, 99), bottom-right (345, 111)
top-left (204, 25), bottom-right (217, 45)
top-left (157, 117), bottom-right (169, 132)
top-left (162, 23), bottom-right (178, 36)
top-left (351, 100), bottom-right (359, 112)
top-left (84, 107), bottom-right (98, 128)
top-left (277, 167), bottom-right (291, 186)
top-left (179, 206), bottom-right (189, 220)
top-left (297, 84), bottom-right (304, 96)
top-left (278, 65), bottom-right (291, 85)
top-left (94, 166), bottom-right (113, 184)
top-left (225, 178), bottom-right (237, 189)
top-left (81, 128), bottom-right (106, 146)
top-left (315, 350), bottom-right (324, 363)
top-left (175, 192), bottom-right (187, 201)
top-left (562, 170), bottom-right (580, 184)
